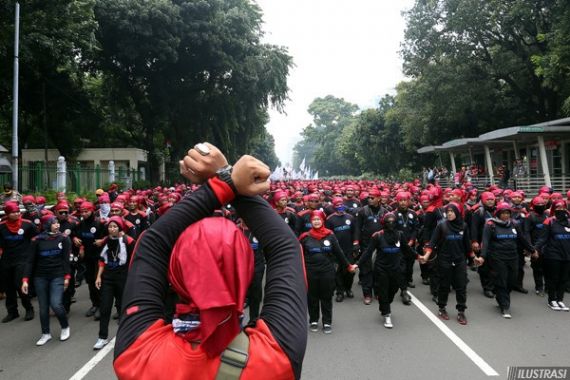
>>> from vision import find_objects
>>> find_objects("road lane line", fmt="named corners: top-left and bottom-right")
top-left (68, 337), bottom-right (115, 380)
top-left (408, 291), bottom-right (499, 377)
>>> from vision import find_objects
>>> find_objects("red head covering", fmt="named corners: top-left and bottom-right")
top-left (54, 202), bottom-right (70, 212)
top-left (168, 217), bottom-right (253, 358)
top-left (36, 196), bottom-right (46, 205)
top-left (106, 216), bottom-right (125, 231)
top-left (550, 199), bottom-right (568, 217)
top-left (332, 196), bottom-right (344, 206)
top-left (4, 201), bottom-right (20, 214)
top-left (396, 191), bottom-right (411, 201)
top-left (273, 191), bottom-right (288, 203)
top-left (22, 195), bottom-right (36, 204)
top-left (111, 202), bottom-right (124, 211)
top-left (307, 210), bottom-right (333, 240)
top-left (99, 193), bottom-right (110, 204)
top-left (80, 201), bottom-right (95, 212)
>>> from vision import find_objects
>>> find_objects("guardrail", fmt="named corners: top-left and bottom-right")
top-left (437, 175), bottom-right (569, 194)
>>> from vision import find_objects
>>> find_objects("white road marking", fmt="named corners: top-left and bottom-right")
top-left (408, 291), bottom-right (499, 377)
top-left (68, 337), bottom-right (116, 380)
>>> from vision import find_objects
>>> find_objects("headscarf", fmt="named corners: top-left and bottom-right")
top-left (168, 217), bottom-right (253, 358)
top-left (4, 202), bottom-right (22, 234)
top-left (444, 202), bottom-right (464, 232)
top-left (307, 210), bottom-right (333, 240)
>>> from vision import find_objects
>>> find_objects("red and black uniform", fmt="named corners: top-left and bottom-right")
top-left (535, 209), bottom-right (570, 305)
top-left (124, 211), bottom-right (149, 239)
top-left (426, 204), bottom-right (473, 312)
top-left (395, 208), bottom-right (419, 289)
top-left (276, 207), bottom-right (298, 233)
top-left (355, 204), bottom-right (386, 299)
top-left (296, 209), bottom-right (314, 236)
top-left (481, 218), bottom-right (534, 313)
top-left (524, 206), bottom-right (548, 293)
top-left (299, 231), bottom-right (350, 327)
top-left (342, 198), bottom-right (361, 216)
top-left (98, 234), bottom-right (135, 340)
top-left (59, 215), bottom-right (79, 312)
top-left (357, 224), bottom-right (409, 316)
top-left (511, 204), bottom-right (529, 291)
top-left (0, 217), bottom-right (37, 318)
top-left (326, 211), bottom-right (357, 298)
top-left (77, 213), bottom-right (105, 310)
top-left (113, 182), bottom-right (307, 380)
top-left (470, 204), bottom-right (495, 295)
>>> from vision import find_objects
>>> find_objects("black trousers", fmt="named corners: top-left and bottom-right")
top-left (543, 259), bottom-right (570, 303)
top-left (335, 260), bottom-right (355, 296)
top-left (516, 248), bottom-right (526, 288)
top-left (477, 260), bottom-right (494, 292)
top-left (1, 261), bottom-right (33, 315)
top-left (490, 257), bottom-right (517, 310)
top-left (84, 256), bottom-right (101, 308)
top-left (358, 242), bottom-right (373, 297)
top-left (401, 249), bottom-right (415, 289)
top-left (307, 272), bottom-right (336, 325)
top-left (63, 263), bottom-right (77, 312)
top-left (531, 255), bottom-right (545, 291)
top-left (374, 269), bottom-right (400, 316)
top-left (437, 263), bottom-right (467, 311)
top-left (247, 267), bottom-right (264, 321)
top-left (99, 269), bottom-right (127, 339)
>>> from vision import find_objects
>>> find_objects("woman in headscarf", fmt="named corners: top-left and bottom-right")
top-left (93, 216), bottom-right (136, 350)
top-left (477, 202), bottom-right (536, 319)
top-left (356, 212), bottom-right (410, 329)
top-left (21, 215), bottom-right (71, 345)
top-left (113, 145), bottom-right (307, 380)
top-left (421, 203), bottom-right (473, 325)
top-left (535, 200), bottom-right (570, 311)
top-left (300, 210), bottom-right (354, 334)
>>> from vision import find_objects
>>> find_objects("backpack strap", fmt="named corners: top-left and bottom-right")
top-left (215, 331), bottom-right (250, 380)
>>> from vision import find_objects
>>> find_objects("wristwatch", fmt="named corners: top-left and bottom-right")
top-left (216, 165), bottom-right (238, 194)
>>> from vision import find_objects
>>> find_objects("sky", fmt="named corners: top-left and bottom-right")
top-left (256, 0), bottom-right (415, 166)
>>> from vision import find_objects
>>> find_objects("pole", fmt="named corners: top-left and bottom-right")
top-left (12, 2), bottom-right (20, 190)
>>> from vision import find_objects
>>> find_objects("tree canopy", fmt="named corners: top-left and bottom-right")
top-left (0, 0), bottom-right (291, 180)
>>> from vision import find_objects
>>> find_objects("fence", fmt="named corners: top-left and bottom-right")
top-left (0, 164), bottom-right (145, 193)
top-left (438, 174), bottom-right (570, 194)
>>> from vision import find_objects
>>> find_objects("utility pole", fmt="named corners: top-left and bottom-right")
top-left (12, 2), bottom-right (20, 190)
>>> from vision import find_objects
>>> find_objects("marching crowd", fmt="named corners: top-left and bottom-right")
top-left (1, 162), bottom-right (570, 353)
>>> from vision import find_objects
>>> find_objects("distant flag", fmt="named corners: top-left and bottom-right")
top-left (299, 157), bottom-right (306, 173)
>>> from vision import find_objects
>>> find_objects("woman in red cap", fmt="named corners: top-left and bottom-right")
top-left (93, 216), bottom-right (136, 350)
top-left (113, 144), bottom-right (307, 380)
top-left (300, 210), bottom-right (355, 334)
top-left (21, 215), bottom-right (71, 345)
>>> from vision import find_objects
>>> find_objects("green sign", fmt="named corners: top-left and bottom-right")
top-left (519, 126), bottom-right (544, 133)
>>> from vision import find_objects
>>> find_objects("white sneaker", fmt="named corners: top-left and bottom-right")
top-left (322, 324), bottom-right (332, 334)
top-left (93, 338), bottom-right (109, 350)
top-left (60, 327), bottom-right (70, 341)
top-left (557, 301), bottom-right (570, 312)
top-left (501, 309), bottom-right (512, 319)
top-left (309, 322), bottom-right (319, 332)
top-left (36, 334), bottom-right (52, 346)
top-left (548, 301), bottom-right (561, 311)
top-left (383, 314), bottom-right (393, 329)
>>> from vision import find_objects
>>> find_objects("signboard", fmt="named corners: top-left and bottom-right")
top-left (519, 126), bottom-right (544, 133)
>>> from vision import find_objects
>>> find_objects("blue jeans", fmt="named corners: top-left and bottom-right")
top-left (34, 276), bottom-right (68, 334)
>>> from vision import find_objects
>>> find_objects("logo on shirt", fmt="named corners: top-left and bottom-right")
top-left (565, 227), bottom-right (570, 233)
top-left (323, 240), bottom-right (331, 247)
top-left (18, 228), bottom-right (24, 235)
top-left (408, 213), bottom-right (414, 219)
top-left (135, 219), bottom-right (140, 225)
top-left (284, 217), bottom-right (289, 224)
top-left (34, 218), bottom-right (40, 225)
top-left (395, 241), bottom-right (400, 247)
top-left (90, 227), bottom-right (96, 233)
top-left (58, 242), bottom-right (63, 249)
top-left (353, 203), bottom-right (357, 208)
top-left (64, 229), bottom-right (71, 236)
top-left (512, 228), bottom-right (517, 235)
top-left (345, 220), bottom-right (351, 225)
top-left (252, 237), bottom-right (259, 243)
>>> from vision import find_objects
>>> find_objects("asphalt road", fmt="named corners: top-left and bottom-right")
top-left (0, 263), bottom-right (568, 380)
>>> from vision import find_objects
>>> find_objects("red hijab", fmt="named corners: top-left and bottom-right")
top-left (168, 217), bottom-right (253, 358)
top-left (307, 210), bottom-right (333, 240)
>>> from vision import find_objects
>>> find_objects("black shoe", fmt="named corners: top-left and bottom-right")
top-left (94, 308), bottom-right (101, 321)
top-left (85, 306), bottom-right (97, 317)
top-left (422, 278), bottom-right (430, 285)
top-left (335, 294), bottom-right (344, 303)
top-left (345, 290), bottom-right (354, 298)
top-left (401, 291), bottom-right (411, 305)
top-left (70, 297), bottom-right (77, 304)
top-left (407, 282), bottom-right (416, 289)
top-left (24, 308), bottom-right (35, 321)
top-left (484, 290), bottom-right (495, 298)
top-left (513, 286), bottom-right (528, 294)
top-left (2, 313), bottom-right (19, 323)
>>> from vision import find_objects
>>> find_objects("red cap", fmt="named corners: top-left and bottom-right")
top-left (4, 201), bottom-right (20, 214)
top-left (80, 201), bottom-right (95, 211)
top-left (22, 195), bottom-right (35, 204)
top-left (106, 216), bottom-right (125, 231)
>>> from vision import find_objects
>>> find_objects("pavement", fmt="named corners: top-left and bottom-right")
top-left (0, 263), bottom-right (568, 380)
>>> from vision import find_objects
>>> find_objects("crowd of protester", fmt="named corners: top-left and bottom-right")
top-left (1, 159), bottom-right (569, 355)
